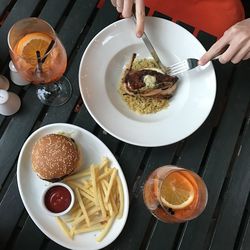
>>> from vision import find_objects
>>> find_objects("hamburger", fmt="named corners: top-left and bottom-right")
top-left (32, 133), bottom-right (80, 182)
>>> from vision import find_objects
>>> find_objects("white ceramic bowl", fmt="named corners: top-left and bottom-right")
top-left (41, 182), bottom-right (75, 217)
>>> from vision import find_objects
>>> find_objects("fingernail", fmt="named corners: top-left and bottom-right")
top-left (136, 32), bottom-right (142, 38)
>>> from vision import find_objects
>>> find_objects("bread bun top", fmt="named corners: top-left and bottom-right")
top-left (32, 133), bottom-right (79, 181)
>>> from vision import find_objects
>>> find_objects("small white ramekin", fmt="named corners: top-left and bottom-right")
top-left (41, 182), bottom-right (75, 217)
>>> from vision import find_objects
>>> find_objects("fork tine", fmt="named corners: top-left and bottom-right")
top-left (169, 60), bottom-right (189, 76)
top-left (168, 58), bottom-right (199, 76)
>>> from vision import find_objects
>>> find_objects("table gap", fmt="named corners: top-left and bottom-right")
top-left (30, 0), bottom-right (48, 17)
top-left (127, 148), bottom-right (151, 197)
top-left (51, 0), bottom-right (77, 33)
top-left (0, 163), bottom-right (17, 202)
top-left (197, 64), bottom-right (237, 176)
top-left (197, 127), bottom-right (217, 176)
top-left (40, 237), bottom-right (50, 250)
top-left (113, 141), bottom-right (125, 159)
top-left (139, 141), bottom-right (185, 249)
top-left (171, 140), bottom-right (187, 166)
top-left (234, 193), bottom-right (250, 250)
top-left (66, 5), bottom-right (100, 67)
top-left (5, 209), bottom-right (27, 250)
top-left (0, 116), bottom-right (11, 139)
top-left (0, 0), bottom-right (17, 27)
top-left (203, 102), bottom-right (250, 249)
top-left (67, 96), bottom-right (84, 123)
top-left (140, 216), bottom-right (157, 250)
top-left (114, 142), bottom-right (126, 160)
top-left (139, 148), bottom-right (152, 171)
top-left (173, 222), bottom-right (188, 250)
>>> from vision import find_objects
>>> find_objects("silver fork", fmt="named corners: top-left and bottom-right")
top-left (168, 56), bottom-right (219, 76)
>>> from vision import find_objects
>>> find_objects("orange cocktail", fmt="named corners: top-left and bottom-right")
top-left (143, 166), bottom-right (207, 223)
top-left (8, 18), bottom-right (71, 106)
top-left (11, 31), bottom-right (67, 84)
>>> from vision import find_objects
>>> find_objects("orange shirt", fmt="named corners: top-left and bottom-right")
top-left (145, 0), bottom-right (245, 37)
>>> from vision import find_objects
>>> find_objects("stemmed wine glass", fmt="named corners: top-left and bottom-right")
top-left (8, 17), bottom-right (72, 106)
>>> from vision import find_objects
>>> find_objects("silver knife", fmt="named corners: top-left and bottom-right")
top-left (132, 15), bottom-right (167, 73)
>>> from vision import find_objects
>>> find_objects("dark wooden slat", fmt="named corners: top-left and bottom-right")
top-left (242, 0), bottom-right (250, 18)
top-left (97, 129), bottom-right (121, 155)
top-left (54, 0), bottom-right (98, 56)
top-left (0, 0), bottom-right (97, 188)
top-left (176, 21), bottom-right (194, 33)
top-left (11, 217), bottom-right (45, 250)
top-left (118, 144), bottom-right (147, 189)
top-left (153, 11), bottom-right (172, 21)
top-left (0, 0), bottom-right (12, 18)
top-left (240, 217), bottom-right (250, 250)
top-left (45, 241), bottom-right (66, 250)
top-left (0, 0), bottom-right (40, 67)
top-left (0, 4), bottom-right (117, 248)
top-left (0, 87), bottom-right (43, 187)
top-left (144, 37), bottom-right (235, 250)
top-left (39, 0), bottom-right (70, 28)
top-left (72, 103), bottom-right (97, 132)
top-left (40, 0), bottom-right (117, 126)
top-left (209, 108), bottom-right (250, 248)
top-left (197, 30), bottom-right (217, 51)
top-left (107, 144), bottom-right (178, 250)
top-left (177, 61), bottom-right (250, 250)
top-left (0, 0), bottom-right (70, 183)
top-left (0, 175), bottom-right (24, 249)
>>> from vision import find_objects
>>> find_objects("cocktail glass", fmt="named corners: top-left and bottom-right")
top-left (8, 17), bottom-right (71, 106)
top-left (143, 165), bottom-right (208, 223)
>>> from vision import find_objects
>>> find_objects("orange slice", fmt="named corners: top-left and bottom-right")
top-left (15, 32), bottom-right (53, 64)
top-left (160, 171), bottom-right (195, 210)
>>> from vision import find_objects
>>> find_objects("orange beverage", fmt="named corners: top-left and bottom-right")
top-left (11, 31), bottom-right (67, 84)
top-left (8, 18), bottom-right (71, 106)
top-left (143, 166), bottom-right (208, 223)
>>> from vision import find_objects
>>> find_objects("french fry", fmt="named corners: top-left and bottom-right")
top-left (79, 189), bottom-right (95, 203)
top-left (97, 186), bottom-right (107, 219)
top-left (105, 168), bottom-right (117, 203)
top-left (75, 188), bottom-right (90, 226)
top-left (66, 180), bottom-right (84, 191)
top-left (110, 193), bottom-right (118, 215)
top-left (116, 175), bottom-right (124, 218)
top-left (98, 168), bottom-right (112, 181)
top-left (64, 208), bottom-right (82, 223)
top-left (99, 157), bottom-right (109, 170)
top-left (56, 157), bottom-right (124, 242)
top-left (96, 215), bottom-right (116, 242)
top-left (63, 169), bottom-right (90, 181)
top-left (90, 165), bottom-right (99, 206)
top-left (75, 224), bottom-right (104, 234)
top-left (56, 217), bottom-right (72, 239)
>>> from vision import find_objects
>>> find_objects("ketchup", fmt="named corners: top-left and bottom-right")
top-left (44, 185), bottom-right (72, 213)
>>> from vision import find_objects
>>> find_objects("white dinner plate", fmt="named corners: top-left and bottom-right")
top-left (17, 123), bottom-right (129, 250)
top-left (79, 17), bottom-right (216, 147)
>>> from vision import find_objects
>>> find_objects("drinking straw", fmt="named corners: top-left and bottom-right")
top-left (42, 40), bottom-right (55, 63)
top-left (36, 51), bottom-right (43, 72)
top-left (35, 39), bottom-right (55, 73)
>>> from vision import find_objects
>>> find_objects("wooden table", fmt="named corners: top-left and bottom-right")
top-left (0, 1), bottom-right (250, 250)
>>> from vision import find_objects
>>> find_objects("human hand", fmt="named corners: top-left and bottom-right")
top-left (199, 18), bottom-right (250, 65)
top-left (111, 0), bottom-right (145, 37)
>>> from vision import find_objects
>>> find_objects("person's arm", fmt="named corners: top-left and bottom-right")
top-left (199, 18), bottom-right (250, 65)
top-left (111, 0), bottom-right (145, 37)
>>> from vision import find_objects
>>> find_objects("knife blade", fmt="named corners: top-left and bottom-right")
top-left (132, 15), bottom-right (167, 73)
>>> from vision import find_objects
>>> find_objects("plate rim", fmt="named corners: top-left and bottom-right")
top-left (17, 123), bottom-right (129, 250)
top-left (78, 16), bottom-right (217, 147)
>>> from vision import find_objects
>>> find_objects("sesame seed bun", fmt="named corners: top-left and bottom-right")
top-left (31, 133), bottom-right (80, 182)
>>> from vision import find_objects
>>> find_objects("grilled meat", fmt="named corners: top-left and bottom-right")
top-left (123, 53), bottom-right (178, 99)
